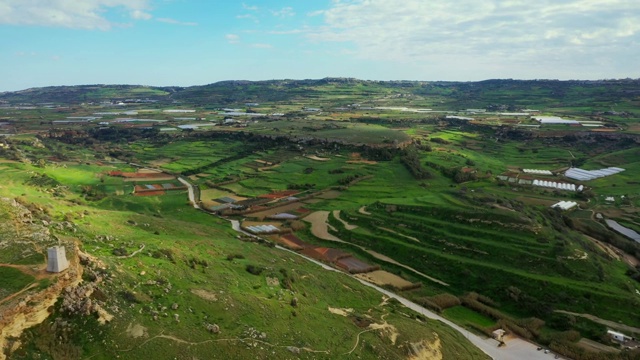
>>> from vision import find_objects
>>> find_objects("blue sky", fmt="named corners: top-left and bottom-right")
top-left (1, 0), bottom-right (639, 91)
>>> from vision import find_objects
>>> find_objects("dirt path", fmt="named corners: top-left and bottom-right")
top-left (333, 210), bottom-right (358, 230)
top-left (303, 211), bottom-right (343, 242)
top-left (378, 227), bottom-right (420, 242)
top-left (122, 331), bottom-right (330, 355)
top-left (555, 310), bottom-right (640, 334)
top-left (0, 283), bottom-right (39, 307)
top-left (0, 263), bottom-right (48, 280)
top-left (117, 244), bottom-right (145, 259)
top-left (306, 155), bottom-right (330, 161)
top-left (578, 338), bottom-right (620, 353)
top-left (358, 206), bottom-right (371, 215)
top-left (344, 328), bottom-right (376, 355)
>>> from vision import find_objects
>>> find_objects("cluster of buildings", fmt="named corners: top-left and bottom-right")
top-left (532, 180), bottom-right (580, 192)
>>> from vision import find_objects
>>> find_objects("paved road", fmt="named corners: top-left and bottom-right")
top-left (178, 176), bottom-right (565, 360)
top-left (178, 177), bottom-right (200, 209)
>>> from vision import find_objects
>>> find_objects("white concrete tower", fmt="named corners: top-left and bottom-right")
top-left (46, 246), bottom-right (69, 273)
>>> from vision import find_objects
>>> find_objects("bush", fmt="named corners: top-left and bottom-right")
top-left (429, 293), bottom-right (461, 310)
top-left (246, 264), bottom-right (264, 275)
top-left (112, 247), bottom-right (128, 256)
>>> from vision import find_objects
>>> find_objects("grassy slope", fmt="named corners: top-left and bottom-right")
top-left (2, 160), bottom-right (489, 360)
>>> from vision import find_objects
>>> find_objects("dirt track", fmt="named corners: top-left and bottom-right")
top-left (555, 310), bottom-right (640, 334)
top-left (333, 210), bottom-right (358, 230)
top-left (303, 211), bottom-right (343, 242)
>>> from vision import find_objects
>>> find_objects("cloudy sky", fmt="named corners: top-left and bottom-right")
top-left (1, 0), bottom-right (639, 91)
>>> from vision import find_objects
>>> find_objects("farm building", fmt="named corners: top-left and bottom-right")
top-left (532, 116), bottom-right (580, 125)
top-left (565, 167), bottom-right (625, 181)
top-left (215, 197), bottom-right (237, 204)
top-left (551, 201), bottom-right (578, 211)
top-left (163, 109), bottom-right (196, 113)
top-left (268, 213), bottom-right (298, 220)
top-left (607, 330), bottom-right (633, 343)
top-left (210, 203), bottom-right (233, 212)
top-left (522, 169), bottom-right (553, 175)
top-left (532, 180), bottom-right (576, 191)
top-left (445, 115), bottom-right (474, 120)
top-left (245, 224), bottom-right (279, 234)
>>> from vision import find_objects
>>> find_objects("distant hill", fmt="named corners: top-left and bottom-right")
top-left (2, 78), bottom-right (639, 110)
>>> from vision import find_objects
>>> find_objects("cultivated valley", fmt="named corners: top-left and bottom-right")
top-left (0, 78), bottom-right (639, 360)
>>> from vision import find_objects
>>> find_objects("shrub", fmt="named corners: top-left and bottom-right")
top-left (246, 264), bottom-right (264, 275)
top-left (429, 293), bottom-right (461, 310)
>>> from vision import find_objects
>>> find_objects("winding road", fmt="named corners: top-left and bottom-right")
top-left (178, 176), bottom-right (565, 360)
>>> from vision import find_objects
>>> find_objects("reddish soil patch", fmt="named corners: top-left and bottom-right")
top-left (279, 234), bottom-right (310, 249)
top-left (109, 171), bottom-right (174, 179)
top-left (336, 257), bottom-right (379, 274)
top-left (134, 190), bottom-right (165, 196)
top-left (294, 207), bottom-right (311, 214)
top-left (273, 234), bottom-right (309, 251)
top-left (300, 247), bottom-right (350, 263)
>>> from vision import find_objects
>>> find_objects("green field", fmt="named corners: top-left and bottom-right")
top-left (1, 79), bottom-right (640, 360)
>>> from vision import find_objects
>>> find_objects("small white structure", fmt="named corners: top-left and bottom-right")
top-left (532, 116), bottom-right (580, 125)
top-left (246, 224), bottom-right (279, 234)
top-left (531, 180), bottom-right (576, 191)
top-left (551, 201), bottom-right (578, 211)
top-left (46, 246), bottom-right (69, 273)
top-left (523, 169), bottom-right (553, 175)
top-left (605, 197), bottom-right (615, 202)
top-left (492, 329), bottom-right (506, 342)
top-left (608, 330), bottom-right (632, 343)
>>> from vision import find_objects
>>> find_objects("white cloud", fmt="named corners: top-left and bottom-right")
top-left (156, 18), bottom-right (197, 26)
top-left (131, 9), bottom-right (152, 20)
top-left (0, 0), bottom-right (151, 30)
top-left (271, 7), bottom-right (295, 18)
top-left (226, 34), bottom-right (240, 44)
top-left (308, 0), bottom-right (640, 79)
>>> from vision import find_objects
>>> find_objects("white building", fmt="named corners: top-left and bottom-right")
top-left (46, 246), bottom-right (69, 273)
top-left (608, 330), bottom-right (633, 343)
top-left (565, 167), bottom-right (625, 181)
top-left (551, 201), bottom-right (578, 211)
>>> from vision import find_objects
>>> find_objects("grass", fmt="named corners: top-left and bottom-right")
top-left (443, 306), bottom-right (496, 328)
top-left (5, 175), bottom-right (490, 360)
top-left (0, 267), bottom-right (35, 297)
top-left (3, 80), bottom-right (640, 360)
